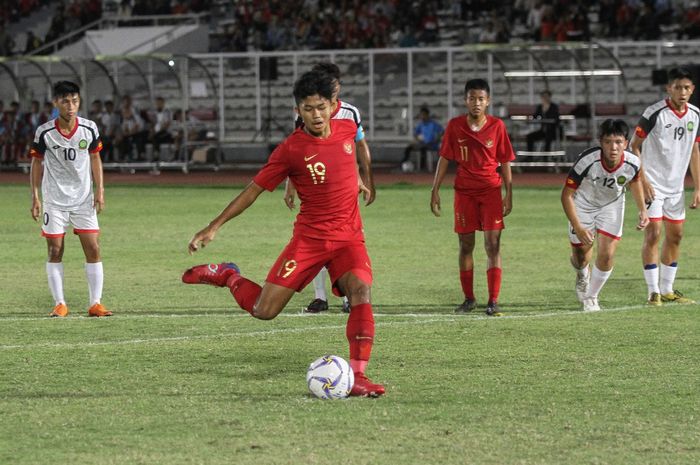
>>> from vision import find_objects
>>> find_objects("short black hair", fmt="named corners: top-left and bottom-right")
top-left (293, 71), bottom-right (335, 105)
top-left (465, 78), bottom-right (490, 95)
top-left (311, 62), bottom-right (341, 82)
top-left (668, 67), bottom-right (694, 84)
top-left (53, 80), bottom-right (80, 99)
top-left (598, 119), bottom-right (629, 139)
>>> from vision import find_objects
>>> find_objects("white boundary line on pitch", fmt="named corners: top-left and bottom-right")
top-left (0, 302), bottom-right (672, 323)
top-left (0, 318), bottom-right (452, 351)
top-left (0, 303), bottom-right (674, 351)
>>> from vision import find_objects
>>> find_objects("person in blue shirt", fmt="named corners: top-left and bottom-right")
top-left (402, 106), bottom-right (444, 172)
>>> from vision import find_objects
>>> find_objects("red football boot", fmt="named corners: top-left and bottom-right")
top-left (350, 373), bottom-right (385, 397)
top-left (182, 263), bottom-right (240, 287)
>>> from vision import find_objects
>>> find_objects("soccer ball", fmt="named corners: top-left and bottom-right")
top-left (306, 355), bottom-right (354, 400)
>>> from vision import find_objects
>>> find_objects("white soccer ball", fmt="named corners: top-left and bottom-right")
top-left (306, 355), bottom-right (354, 400)
top-left (401, 160), bottom-right (415, 173)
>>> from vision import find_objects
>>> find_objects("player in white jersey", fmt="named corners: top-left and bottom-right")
top-left (283, 62), bottom-right (375, 314)
top-left (630, 67), bottom-right (700, 306)
top-left (562, 119), bottom-right (649, 311)
top-left (29, 81), bottom-right (112, 318)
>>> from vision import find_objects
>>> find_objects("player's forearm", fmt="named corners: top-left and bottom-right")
top-left (30, 158), bottom-right (42, 200)
top-left (431, 156), bottom-right (448, 192)
top-left (357, 141), bottom-right (374, 187)
top-left (209, 181), bottom-right (264, 229)
top-left (500, 162), bottom-right (513, 197)
top-left (630, 181), bottom-right (647, 213)
top-left (561, 188), bottom-right (582, 229)
top-left (90, 154), bottom-right (104, 194)
top-left (690, 144), bottom-right (700, 191)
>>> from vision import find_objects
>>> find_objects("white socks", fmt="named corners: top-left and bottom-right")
top-left (643, 264), bottom-right (660, 296)
top-left (85, 262), bottom-right (104, 306)
top-left (586, 265), bottom-right (612, 299)
top-left (46, 262), bottom-right (65, 305)
top-left (313, 268), bottom-right (328, 301)
top-left (659, 263), bottom-right (678, 295)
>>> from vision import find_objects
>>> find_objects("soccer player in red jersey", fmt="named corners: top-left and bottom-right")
top-left (431, 78), bottom-right (515, 316)
top-left (183, 71), bottom-right (384, 397)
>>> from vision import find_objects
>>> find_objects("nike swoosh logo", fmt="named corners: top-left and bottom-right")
top-left (458, 138), bottom-right (468, 143)
top-left (304, 154), bottom-right (318, 161)
top-left (495, 219), bottom-right (502, 224)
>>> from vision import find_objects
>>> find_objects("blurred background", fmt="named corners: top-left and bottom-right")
top-left (1, 0), bottom-right (698, 173)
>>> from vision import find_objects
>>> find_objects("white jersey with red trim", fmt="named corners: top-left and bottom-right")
top-left (30, 117), bottom-right (102, 210)
top-left (565, 147), bottom-right (641, 209)
top-left (634, 99), bottom-right (700, 196)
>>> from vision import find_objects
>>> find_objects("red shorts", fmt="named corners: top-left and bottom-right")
top-left (454, 187), bottom-right (504, 234)
top-left (266, 235), bottom-right (372, 297)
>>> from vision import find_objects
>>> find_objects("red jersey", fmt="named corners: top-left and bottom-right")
top-left (440, 114), bottom-right (515, 194)
top-left (253, 119), bottom-right (363, 241)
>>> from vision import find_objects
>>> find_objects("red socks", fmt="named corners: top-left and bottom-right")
top-left (346, 303), bottom-right (374, 373)
top-left (459, 269), bottom-right (475, 300)
top-left (487, 267), bottom-right (502, 303)
top-left (227, 275), bottom-right (261, 314)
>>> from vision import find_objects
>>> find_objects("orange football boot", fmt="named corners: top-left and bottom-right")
top-left (88, 303), bottom-right (113, 317)
top-left (49, 303), bottom-right (69, 318)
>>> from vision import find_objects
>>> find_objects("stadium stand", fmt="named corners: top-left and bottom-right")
top-left (2, 1), bottom-right (700, 171)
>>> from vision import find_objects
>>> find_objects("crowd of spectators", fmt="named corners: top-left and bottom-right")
top-left (2, 0), bottom-right (700, 56)
top-left (0, 96), bottom-right (209, 167)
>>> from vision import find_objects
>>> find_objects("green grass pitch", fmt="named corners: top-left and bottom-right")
top-left (1, 182), bottom-right (699, 465)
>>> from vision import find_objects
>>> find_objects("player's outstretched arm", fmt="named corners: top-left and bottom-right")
top-left (501, 161), bottom-right (513, 216)
top-left (561, 186), bottom-right (593, 246)
top-left (188, 181), bottom-right (265, 254)
top-left (357, 139), bottom-right (375, 206)
top-left (430, 156), bottom-right (449, 217)
top-left (630, 180), bottom-right (650, 230)
top-left (30, 157), bottom-right (42, 221)
top-left (629, 135), bottom-right (655, 203)
top-left (90, 152), bottom-right (105, 214)
top-left (283, 177), bottom-right (296, 210)
top-left (689, 142), bottom-right (700, 209)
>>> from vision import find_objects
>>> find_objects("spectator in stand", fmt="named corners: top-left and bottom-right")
top-left (2, 101), bottom-right (26, 164)
top-left (24, 31), bottom-right (42, 54)
top-left (119, 99), bottom-right (146, 162)
top-left (539, 7), bottom-right (555, 41)
top-left (419, 5), bottom-right (439, 44)
top-left (479, 20), bottom-right (499, 43)
top-left (25, 100), bottom-right (48, 135)
top-left (634, 3), bottom-right (661, 40)
top-left (678, 2), bottom-right (700, 39)
top-left (398, 25), bottom-right (419, 47)
top-left (100, 100), bottom-right (120, 162)
top-left (43, 100), bottom-right (58, 120)
top-left (527, 90), bottom-right (560, 152)
top-left (150, 96), bottom-right (173, 162)
top-left (527, 0), bottom-right (545, 40)
top-left (88, 99), bottom-right (104, 129)
top-left (0, 22), bottom-right (16, 56)
top-left (401, 106), bottom-right (444, 172)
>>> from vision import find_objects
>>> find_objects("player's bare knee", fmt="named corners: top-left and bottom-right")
top-left (347, 284), bottom-right (371, 305)
top-left (644, 226), bottom-right (662, 246)
top-left (47, 245), bottom-right (63, 261)
top-left (251, 305), bottom-right (278, 320)
top-left (484, 238), bottom-right (500, 258)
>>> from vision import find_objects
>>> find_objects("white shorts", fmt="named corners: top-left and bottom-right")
top-left (647, 191), bottom-right (685, 223)
top-left (569, 198), bottom-right (624, 246)
top-left (42, 202), bottom-right (99, 238)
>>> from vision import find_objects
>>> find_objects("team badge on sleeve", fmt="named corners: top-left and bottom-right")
top-left (616, 176), bottom-right (627, 185)
top-left (79, 140), bottom-right (88, 149)
top-left (343, 142), bottom-right (353, 154)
